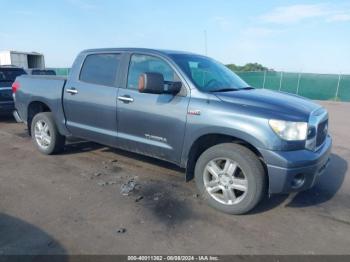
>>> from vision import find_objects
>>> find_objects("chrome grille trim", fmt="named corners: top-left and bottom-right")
top-left (305, 107), bottom-right (328, 151)
top-left (316, 120), bottom-right (328, 147)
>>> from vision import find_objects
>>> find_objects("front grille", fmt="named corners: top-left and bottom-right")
top-left (316, 119), bottom-right (328, 147)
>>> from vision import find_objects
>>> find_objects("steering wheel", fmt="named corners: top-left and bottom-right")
top-left (204, 79), bottom-right (221, 90)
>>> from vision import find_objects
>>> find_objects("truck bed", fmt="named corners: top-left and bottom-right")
top-left (18, 75), bottom-right (67, 81)
top-left (14, 74), bottom-right (68, 135)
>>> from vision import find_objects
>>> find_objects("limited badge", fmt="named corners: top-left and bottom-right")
top-left (187, 110), bottom-right (201, 115)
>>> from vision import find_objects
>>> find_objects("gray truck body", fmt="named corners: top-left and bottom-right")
top-left (13, 48), bottom-right (332, 194)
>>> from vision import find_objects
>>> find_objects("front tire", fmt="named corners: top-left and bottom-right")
top-left (31, 112), bottom-right (65, 155)
top-left (194, 143), bottom-right (266, 215)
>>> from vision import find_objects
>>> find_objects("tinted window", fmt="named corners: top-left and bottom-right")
top-left (0, 68), bottom-right (26, 82)
top-left (80, 54), bottom-right (120, 86)
top-left (127, 54), bottom-right (178, 90)
top-left (32, 70), bottom-right (56, 75)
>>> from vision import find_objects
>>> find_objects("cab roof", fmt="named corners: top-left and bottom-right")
top-left (82, 48), bottom-right (200, 57)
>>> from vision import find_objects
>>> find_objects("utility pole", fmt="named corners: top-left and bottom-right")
top-left (204, 30), bottom-right (208, 55)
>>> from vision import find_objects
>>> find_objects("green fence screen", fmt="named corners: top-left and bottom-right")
top-left (52, 68), bottom-right (70, 76)
top-left (235, 71), bottom-right (349, 102)
top-left (52, 68), bottom-right (350, 102)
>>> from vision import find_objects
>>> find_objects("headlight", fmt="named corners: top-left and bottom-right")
top-left (269, 120), bottom-right (308, 141)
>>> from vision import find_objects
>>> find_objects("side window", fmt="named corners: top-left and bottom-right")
top-left (127, 54), bottom-right (179, 90)
top-left (80, 54), bottom-right (120, 86)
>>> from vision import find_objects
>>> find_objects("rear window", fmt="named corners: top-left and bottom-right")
top-left (31, 70), bottom-right (56, 75)
top-left (0, 68), bottom-right (26, 82)
top-left (79, 54), bottom-right (120, 86)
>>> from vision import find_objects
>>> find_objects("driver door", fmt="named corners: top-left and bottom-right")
top-left (116, 53), bottom-right (190, 164)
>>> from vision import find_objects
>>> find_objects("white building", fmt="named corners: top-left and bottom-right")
top-left (0, 50), bottom-right (45, 69)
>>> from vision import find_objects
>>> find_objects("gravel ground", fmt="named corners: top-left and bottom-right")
top-left (0, 101), bottom-right (349, 255)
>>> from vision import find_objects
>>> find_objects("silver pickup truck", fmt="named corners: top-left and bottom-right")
top-left (13, 48), bottom-right (332, 214)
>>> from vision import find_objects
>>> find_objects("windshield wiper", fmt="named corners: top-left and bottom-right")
top-left (240, 86), bottom-right (255, 90)
top-left (210, 88), bottom-right (239, 92)
top-left (210, 87), bottom-right (255, 92)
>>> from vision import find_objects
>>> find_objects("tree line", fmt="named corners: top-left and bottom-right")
top-left (226, 63), bottom-right (272, 72)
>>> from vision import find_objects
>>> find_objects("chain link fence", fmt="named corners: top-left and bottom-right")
top-left (51, 68), bottom-right (350, 102)
top-left (51, 68), bottom-right (70, 76)
top-left (235, 71), bottom-right (350, 102)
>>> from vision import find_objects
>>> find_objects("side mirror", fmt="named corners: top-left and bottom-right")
top-left (138, 72), bottom-right (164, 94)
top-left (165, 81), bottom-right (182, 94)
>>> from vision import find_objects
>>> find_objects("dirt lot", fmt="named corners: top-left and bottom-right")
top-left (0, 101), bottom-right (349, 255)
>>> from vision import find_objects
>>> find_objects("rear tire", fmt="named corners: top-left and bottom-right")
top-left (31, 112), bottom-right (65, 155)
top-left (194, 143), bottom-right (266, 215)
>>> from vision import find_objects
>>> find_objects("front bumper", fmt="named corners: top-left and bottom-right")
top-left (259, 135), bottom-right (332, 194)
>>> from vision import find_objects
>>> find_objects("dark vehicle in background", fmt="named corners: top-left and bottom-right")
top-left (26, 69), bottom-right (56, 76)
top-left (12, 48), bottom-right (332, 214)
top-left (0, 66), bottom-right (26, 115)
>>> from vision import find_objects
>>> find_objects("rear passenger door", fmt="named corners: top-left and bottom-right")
top-left (63, 53), bottom-right (121, 147)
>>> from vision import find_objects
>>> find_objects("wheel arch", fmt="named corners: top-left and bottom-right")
top-left (27, 101), bottom-right (52, 135)
top-left (184, 133), bottom-right (268, 185)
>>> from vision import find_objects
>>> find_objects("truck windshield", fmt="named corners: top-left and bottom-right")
top-left (0, 68), bottom-right (26, 82)
top-left (170, 54), bottom-right (250, 92)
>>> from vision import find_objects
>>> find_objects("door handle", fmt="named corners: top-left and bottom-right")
top-left (66, 88), bottom-right (78, 95)
top-left (118, 95), bottom-right (134, 103)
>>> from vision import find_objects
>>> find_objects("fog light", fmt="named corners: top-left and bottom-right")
top-left (291, 173), bottom-right (305, 189)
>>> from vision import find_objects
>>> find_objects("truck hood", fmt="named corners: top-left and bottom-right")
top-left (214, 89), bottom-right (321, 121)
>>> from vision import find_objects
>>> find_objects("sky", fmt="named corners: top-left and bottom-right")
top-left (1, 0), bottom-right (350, 74)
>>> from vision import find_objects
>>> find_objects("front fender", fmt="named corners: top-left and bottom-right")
top-left (180, 96), bottom-right (282, 168)
top-left (180, 124), bottom-right (273, 168)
